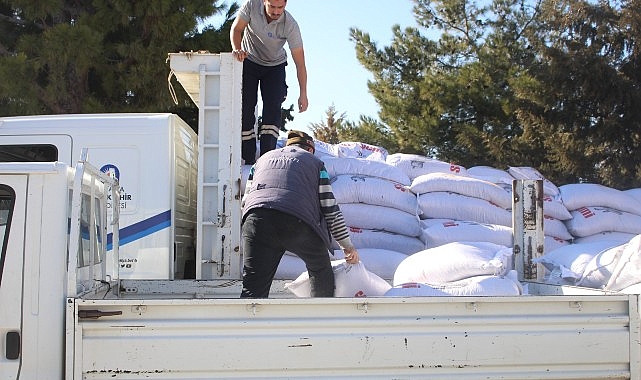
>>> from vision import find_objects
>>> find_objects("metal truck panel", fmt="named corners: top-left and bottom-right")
top-left (169, 52), bottom-right (243, 280)
top-left (72, 294), bottom-right (639, 379)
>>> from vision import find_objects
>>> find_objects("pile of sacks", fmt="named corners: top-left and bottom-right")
top-left (532, 184), bottom-right (641, 290)
top-left (286, 242), bottom-right (522, 298)
top-left (259, 137), bottom-right (641, 296)
top-left (534, 234), bottom-right (641, 293)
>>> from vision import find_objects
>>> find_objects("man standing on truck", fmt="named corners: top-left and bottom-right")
top-left (241, 130), bottom-right (359, 298)
top-left (230, 0), bottom-right (308, 165)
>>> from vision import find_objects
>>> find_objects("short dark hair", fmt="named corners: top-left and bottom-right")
top-left (286, 130), bottom-right (315, 152)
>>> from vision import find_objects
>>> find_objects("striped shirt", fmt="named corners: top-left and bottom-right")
top-left (318, 168), bottom-right (353, 249)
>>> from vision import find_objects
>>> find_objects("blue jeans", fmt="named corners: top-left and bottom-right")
top-left (241, 208), bottom-right (335, 298)
top-left (241, 60), bottom-right (288, 164)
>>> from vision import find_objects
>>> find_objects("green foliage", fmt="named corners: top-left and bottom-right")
top-left (349, 0), bottom-right (641, 189)
top-left (520, 0), bottom-right (641, 188)
top-left (0, 0), bottom-right (231, 128)
top-left (309, 105), bottom-right (344, 143)
top-left (281, 104), bottom-right (295, 129)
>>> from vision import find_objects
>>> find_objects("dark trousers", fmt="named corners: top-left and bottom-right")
top-left (241, 60), bottom-right (287, 164)
top-left (241, 208), bottom-right (335, 298)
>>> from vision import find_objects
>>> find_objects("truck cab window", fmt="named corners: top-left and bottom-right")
top-left (0, 145), bottom-right (58, 162)
top-left (0, 186), bottom-right (15, 286)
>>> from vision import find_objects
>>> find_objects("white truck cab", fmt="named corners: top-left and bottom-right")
top-left (0, 155), bottom-right (119, 378)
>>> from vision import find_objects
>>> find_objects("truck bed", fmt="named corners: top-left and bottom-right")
top-left (70, 281), bottom-right (641, 379)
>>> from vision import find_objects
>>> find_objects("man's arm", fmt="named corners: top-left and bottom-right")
top-left (290, 46), bottom-right (308, 112)
top-left (318, 167), bottom-right (359, 264)
top-left (230, 17), bottom-right (249, 61)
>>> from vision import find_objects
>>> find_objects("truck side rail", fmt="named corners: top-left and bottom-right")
top-left (66, 148), bottom-right (121, 298)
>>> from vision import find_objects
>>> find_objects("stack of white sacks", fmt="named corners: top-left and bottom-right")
top-left (260, 137), bottom-right (641, 297)
top-left (533, 184), bottom-right (641, 290)
top-left (276, 141), bottom-right (424, 281)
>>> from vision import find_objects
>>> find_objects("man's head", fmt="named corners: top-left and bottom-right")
top-left (286, 130), bottom-right (315, 153)
top-left (264, 0), bottom-right (287, 22)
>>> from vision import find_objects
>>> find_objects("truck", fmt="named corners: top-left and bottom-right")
top-left (0, 52), bottom-right (640, 379)
top-left (0, 113), bottom-right (198, 280)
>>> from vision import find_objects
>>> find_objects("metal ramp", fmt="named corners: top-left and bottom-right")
top-left (168, 52), bottom-right (243, 280)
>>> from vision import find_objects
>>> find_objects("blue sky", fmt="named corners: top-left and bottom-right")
top-left (283, 1), bottom-right (417, 133)
top-left (283, 0), bottom-right (416, 134)
top-left (209, 1), bottom-right (419, 135)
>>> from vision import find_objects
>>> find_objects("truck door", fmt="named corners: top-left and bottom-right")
top-left (0, 175), bottom-right (27, 379)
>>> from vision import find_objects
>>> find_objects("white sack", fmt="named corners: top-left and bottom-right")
top-left (384, 282), bottom-right (448, 297)
top-left (313, 139), bottom-right (338, 158)
top-left (410, 172), bottom-right (512, 209)
top-left (577, 242), bottom-right (627, 289)
top-left (275, 254), bottom-right (308, 280)
top-left (574, 231), bottom-right (637, 245)
top-left (386, 271), bottom-right (522, 297)
top-left (321, 156), bottom-right (410, 185)
top-left (418, 192), bottom-right (512, 226)
top-left (559, 183), bottom-right (641, 215)
top-left (335, 141), bottom-right (388, 161)
top-left (542, 195), bottom-right (572, 220)
top-left (285, 260), bottom-right (391, 298)
top-left (422, 219), bottom-right (513, 248)
top-left (333, 248), bottom-right (408, 280)
top-left (565, 206), bottom-right (641, 237)
top-left (545, 236), bottom-right (571, 253)
top-left (626, 188), bottom-right (641, 203)
top-left (533, 240), bottom-right (621, 282)
top-left (604, 235), bottom-right (641, 292)
top-left (620, 282), bottom-right (641, 294)
top-left (507, 166), bottom-right (560, 197)
top-left (544, 216), bottom-right (573, 240)
top-left (279, 248), bottom-right (409, 281)
top-left (542, 267), bottom-right (580, 286)
top-left (339, 203), bottom-right (422, 237)
top-left (386, 153), bottom-right (468, 181)
top-left (337, 227), bottom-right (426, 256)
top-left (467, 166), bottom-right (515, 186)
top-left (330, 174), bottom-right (418, 214)
top-left (393, 241), bottom-right (512, 285)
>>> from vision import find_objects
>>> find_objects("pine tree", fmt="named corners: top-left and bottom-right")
top-left (519, 0), bottom-right (641, 188)
top-left (0, 0), bottom-right (229, 122)
top-left (309, 105), bottom-right (400, 153)
top-left (351, 0), bottom-right (540, 167)
top-left (350, 0), bottom-right (641, 188)
top-left (309, 105), bottom-right (345, 144)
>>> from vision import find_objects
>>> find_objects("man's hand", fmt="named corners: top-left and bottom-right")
top-left (343, 247), bottom-right (360, 264)
top-left (298, 95), bottom-right (308, 112)
top-left (232, 49), bottom-right (247, 62)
